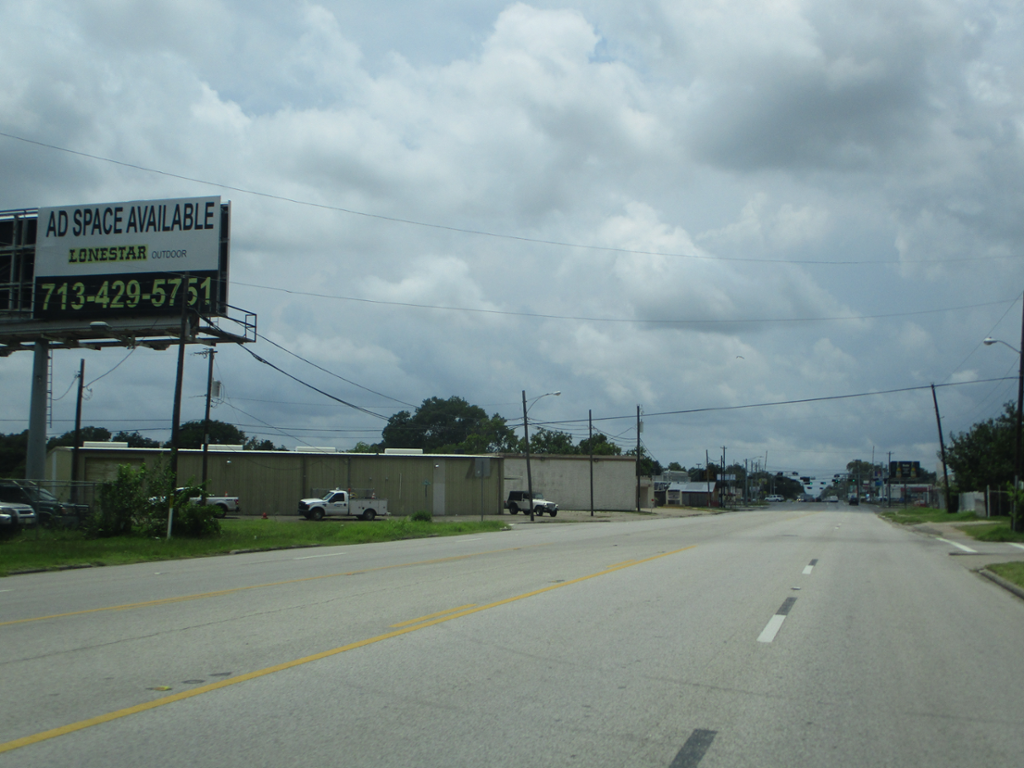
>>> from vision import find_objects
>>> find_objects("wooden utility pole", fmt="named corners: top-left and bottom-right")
top-left (931, 384), bottom-right (953, 513)
top-left (588, 410), bottom-right (594, 517)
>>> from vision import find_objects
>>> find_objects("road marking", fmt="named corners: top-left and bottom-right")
top-left (937, 537), bottom-right (977, 553)
top-left (390, 604), bottom-right (476, 628)
top-left (802, 557), bottom-right (818, 575)
top-left (0, 543), bottom-right (552, 628)
top-left (670, 729), bottom-right (717, 767)
top-left (293, 550), bottom-right (350, 559)
top-left (0, 544), bottom-right (697, 755)
top-left (757, 597), bottom-right (796, 643)
top-left (1009, 543), bottom-right (1024, 552)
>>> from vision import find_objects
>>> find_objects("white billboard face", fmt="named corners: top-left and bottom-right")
top-left (36, 196), bottom-right (221, 277)
top-left (32, 196), bottom-right (228, 321)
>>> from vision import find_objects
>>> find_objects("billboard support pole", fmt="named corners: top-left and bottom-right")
top-left (25, 340), bottom-right (50, 481)
top-left (167, 273), bottom-right (190, 539)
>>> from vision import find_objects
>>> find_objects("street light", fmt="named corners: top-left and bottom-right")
top-left (522, 390), bottom-right (561, 522)
top-left (983, 334), bottom-right (1024, 532)
top-left (983, 337), bottom-right (1021, 354)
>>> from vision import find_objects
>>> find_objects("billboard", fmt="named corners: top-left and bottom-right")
top-left (33, 196), bottom-right (227, 320)
top-left (889, 461), bottom-right (920, 480)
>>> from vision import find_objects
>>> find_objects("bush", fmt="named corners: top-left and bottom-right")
top-left (86, 463), bottom-right (220, 539)
top-left (410, 510), bottom-right (432, 522)
top-left (168, 503), bottom-right (221, 538)
top-left (86, 464), bottom-right (147, 537)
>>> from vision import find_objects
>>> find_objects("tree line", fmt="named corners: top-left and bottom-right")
top-left (0, 421), bottom-right (285, 478)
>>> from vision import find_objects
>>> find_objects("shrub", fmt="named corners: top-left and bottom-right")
top-left (87, 464), bottom-right (147, 537)
top-left (86, 463), bottom-right (220, 538)
top-left (168, 503), bottom-right (221, 538)
top-left (410, 510), bottom-right (432, 522)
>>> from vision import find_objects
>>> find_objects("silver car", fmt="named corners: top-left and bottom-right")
top-left (0, 502), bottom-right (38, 529)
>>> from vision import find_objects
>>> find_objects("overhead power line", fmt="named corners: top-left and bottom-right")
top-left (239, 346), bottom-right (389, 421)
top-left (3, 129), bottom-right (1019, 267)
top-left (544, 377), bottom-right (1017, 426)
top-left (255, 332), bottom-right (416, 408)
top-left (236, 281), bottom-right (1016, 327)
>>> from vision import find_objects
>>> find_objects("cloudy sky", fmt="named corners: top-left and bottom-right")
top-left (2, 0), bottom-right (1023, 478)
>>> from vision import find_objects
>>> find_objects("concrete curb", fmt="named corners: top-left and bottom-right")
top-left (978, 568), bottom-right (1024, 601)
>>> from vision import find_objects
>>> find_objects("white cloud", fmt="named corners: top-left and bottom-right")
top-left (1, 0), bottom-right (1022, 473)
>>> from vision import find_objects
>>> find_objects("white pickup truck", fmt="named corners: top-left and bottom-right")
top-left (298, 490), bottom-right (389, 521)
top-left (193, 494), bottom-right (240, 518)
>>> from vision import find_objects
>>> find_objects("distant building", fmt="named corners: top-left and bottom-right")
top-left (659, 481), bottom-right (718, 508)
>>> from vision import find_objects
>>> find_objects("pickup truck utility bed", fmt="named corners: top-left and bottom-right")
top-left (299, 490), bottom-right (389, 521)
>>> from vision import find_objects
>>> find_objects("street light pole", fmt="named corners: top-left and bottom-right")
top-left (522, 390), bottom-right (534, 522)
top-left (522, 390), bottom-right (560, 522)
top-left (984, 325), bottom-right (1024, 532)
top-left (1017, 295), bottom-right (1024, 532)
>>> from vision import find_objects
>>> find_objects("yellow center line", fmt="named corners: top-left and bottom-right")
top-left (0, 543), bottom-right (551, 628)
top-left (0, 544), bottom-right (696, 755)
top-left (390, 604), bottom-right (477, 628)
top-left (607, 559), bottom-right (638, 569)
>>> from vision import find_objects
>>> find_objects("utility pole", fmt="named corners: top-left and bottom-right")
top-left (588, 410), bottom-right (594, 517)
top-left (705, 449), bottom-right (711, 508)
top-left (71, 359), bottom-right (85, 502)
top-left (931, 384), bottom-right (953, 513)
top-left (721, 446), bottom-right (727, 508)
top-left (636, 406), bottom-right (642, 513)
top-left (200, 347), bottom-right (217, 503)
top-left (522, 390), bottom-right (534, 522)
top-left (887, 451), bottom-right (892, 508)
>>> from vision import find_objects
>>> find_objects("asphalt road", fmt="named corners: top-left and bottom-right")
top-left (2, 505), bottom-right (1024, 767)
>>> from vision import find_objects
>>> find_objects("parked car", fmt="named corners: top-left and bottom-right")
top-left (505, 490), bottom-right (558, 517)
top-left (0, 481), bottom-right (86, 527)
top-left (765, 495), bottom-right (784, 502)
top-left (0, 502), bottom-right (38, 532)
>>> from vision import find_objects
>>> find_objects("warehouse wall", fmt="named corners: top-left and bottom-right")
top-left (48, 447), bottom-right (504, 517)
top-left (502, 455), bottom-right (640, 511)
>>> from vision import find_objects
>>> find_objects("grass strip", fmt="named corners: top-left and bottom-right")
top-left (0, 518), bottom-right (507, 576)
top-left (955, 520), bottom-right (1024, 542)
top-left (879, 507), bottom-right (984, 525)
top-left (986, 562), bottom-right (1024, 589)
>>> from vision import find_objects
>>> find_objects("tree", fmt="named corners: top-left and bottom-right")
top-left (578, 433), bottom-right (622, 456)
top-left (167, 420), bottom-right (247, 449)
top-left (944, 402), bottom-right (1016, 492)
top-left (47, 426), bottom-right (111, 450)
top-left (772, 474), bottom-right (805, 499)
top-left (459, 415), bottom-right (520, 454)
top-left (666, 462), bottom-right (684, 472)
top-left (244, 437), bottom-right (285, 451)
top-left (112, 431), bottom-right (161, 448)
top-left (0, 431), bottom-right (28, 478)
top-left (626, 447), bottom-right (662, 476)
top-left (380, 396), bottom-right (517, 454)
top-left (529, 428), bottom-right (577, 455)
top-left (351, 441), bottom-right (380, 453)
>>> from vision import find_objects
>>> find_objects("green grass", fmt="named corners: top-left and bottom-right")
top-left (0, 517), bottom-right (508, 577)
top-left (987, 562), bottom-right (1024, 589)
top-left (955, 520), bottom-right (1024, 542)
top-left (878, 507), bottom-right (984, 525)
